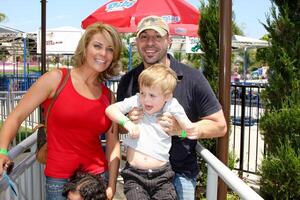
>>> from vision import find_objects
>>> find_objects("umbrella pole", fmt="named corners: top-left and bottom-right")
top-left (39, 0), bottom-right (47, 123)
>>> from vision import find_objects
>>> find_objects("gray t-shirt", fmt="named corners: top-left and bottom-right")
top-left (115, 93), bottom-right (190, 162)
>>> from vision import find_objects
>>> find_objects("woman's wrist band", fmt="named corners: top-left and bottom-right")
top-left (180, 130), bottom-right (187, 138)
top-left (119, 118), bottom-right (130, 127)
top-left (0, 148), bottom-right (9, 156)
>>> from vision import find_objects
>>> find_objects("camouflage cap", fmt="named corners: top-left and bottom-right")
top-left (137, 16), bottom-right (169, 37)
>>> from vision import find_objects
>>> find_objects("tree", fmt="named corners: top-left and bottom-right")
top-left (199, 0), bottom-right (219, 94)
top-left (0, 13), bottom-right (8, 61)
top-left (259, 1), bottom-right (300, 198)
top-left (199, 0), bottom-right (243, 94)
top-left (120, 33), bottom-right (141, 72)
top-left (256, 34), bottom-right (271, 66)
top-left (0, 13), bottom-right (7, 23)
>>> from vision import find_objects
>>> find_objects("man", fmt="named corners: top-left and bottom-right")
top-left (117, 15), bottom-right (227, 200)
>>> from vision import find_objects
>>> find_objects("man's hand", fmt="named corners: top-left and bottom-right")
top-left (186, 123), bottom-right (201, 140)
top-left (128, 107), bottom-right (143, 124)
top-left (157, 112), bottom-right (181, 136)
top-left (157, 112), bottom-right (202, 139)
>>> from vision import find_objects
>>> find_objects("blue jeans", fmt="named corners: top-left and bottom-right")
top-left (173, 173), bottom-right (197, 200)
top-left (45, 177), bottom-right (68, 200)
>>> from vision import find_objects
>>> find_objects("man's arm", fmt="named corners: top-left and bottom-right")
top-left (190, 109), bottom-right (227, 139)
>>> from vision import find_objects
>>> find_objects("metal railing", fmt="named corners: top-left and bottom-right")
top-left (196, 142), bottom-right (263, 200)
top-left (0, 75), bottom-right (40, 91)
top-left (1, 81), bottom-right (267, 175)
top-left (0, 135), bottom-right (264, 199)
top-left (0, 91), bottom-right (39, 148)
top-left (0, 79), bottom-right (266, 199)
top-left (0, 81), bottom-right (268, 176)
top-left (230, 82), bottom-right (267, 175)
top-left (0, 132), bottom-right (45, 200)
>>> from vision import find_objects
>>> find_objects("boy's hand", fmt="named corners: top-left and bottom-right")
top-left (124, 121), bottom-right (140, 139)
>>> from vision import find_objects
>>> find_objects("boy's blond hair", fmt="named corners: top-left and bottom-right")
top-left (138, 63), bottom-right (178, 95)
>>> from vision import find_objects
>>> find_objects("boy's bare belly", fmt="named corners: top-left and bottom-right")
top-left (127, 147), bottom-right (167, 170)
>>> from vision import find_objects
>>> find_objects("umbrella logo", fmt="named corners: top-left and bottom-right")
top-left (106, 0), bottom-right (137, 12)
top-left (174, 27), bottom-right (187, 35)
top-left (162, 15), bottom-right (181, 23)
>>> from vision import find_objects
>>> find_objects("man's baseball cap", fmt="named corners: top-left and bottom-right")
top-left (136, 16), bottom-right (169, 37)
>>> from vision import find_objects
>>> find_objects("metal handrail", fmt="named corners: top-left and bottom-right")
top-left (0, 131), bottom-right (45, 200)
top-left (8, 131), bottom-right (37, 159)
top-left (196, 142), bottom-right (263, 200)
top-left (0, 137), bottom-right (264, 200)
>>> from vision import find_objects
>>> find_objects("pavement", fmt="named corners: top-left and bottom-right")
top-left (114, 177), bottom-right (126, 200)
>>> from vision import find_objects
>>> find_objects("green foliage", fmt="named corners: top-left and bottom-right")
top-left (199, 0), bottom-right (244, 94)
top-left (260, 0), bottom-right (300, 147)
top-left (121, 47), bottom-right (142, 71)
top-left (121, 45), bottom-right (141, 71)
top-left (262, 2), bottom-right (300, 110)
top-left (260, 103), bottom-right (300, 155)
top-left (256, 35), bottom-right (271, 66)
top-left (15, 127), bottom-right (34, 144)
top-left (0, 13), bottom-right (7, 23)
top-left (199, 0), bottom-right (219, 94)
top-left (185, 54), bottom-right (202, 69)
top-left (173, 52), bottom-right (202, 70)
top-left (228, 151), bottom-right (238, 170)
top-left (0, 54), bottom-right (7, 62)
top-left (259, 1), bottom-right (300, 198)
top-left (247, 49), bottom-right (259, 68)
top-left (259, 143), bottom-right (300, 200)
top-left (119, 33), bottom-right (142, 71)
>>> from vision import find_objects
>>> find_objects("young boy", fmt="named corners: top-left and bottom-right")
top-left (105, 63), bottom-right (193, 200)
top-left (62, 170), bottom-right (107, 200)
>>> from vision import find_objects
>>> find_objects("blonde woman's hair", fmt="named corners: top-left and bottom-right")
top-left (138, 63), bottom-right (178, 95)
top-left (72, 23), bottom-right (122, 81)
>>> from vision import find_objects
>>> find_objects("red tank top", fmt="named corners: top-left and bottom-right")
top-left (43, 68), bottom-right (111, 178)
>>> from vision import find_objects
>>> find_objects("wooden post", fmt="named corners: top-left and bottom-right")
top-left (217, 0), bottom-right (232, 199)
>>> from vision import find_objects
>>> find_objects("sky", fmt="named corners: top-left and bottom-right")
top-left (0, 0), bottom-right (271, 39)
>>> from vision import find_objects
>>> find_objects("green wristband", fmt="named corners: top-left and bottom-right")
top-left (181, 130), bottom-right (187, 138)
top-left (119, 118), bottom-right (130, 127)
top-left (0, 148), bottom-right (8, 156)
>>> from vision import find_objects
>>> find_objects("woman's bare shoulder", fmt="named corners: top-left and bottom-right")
top-left (37, 68), bottom-right (67, 97)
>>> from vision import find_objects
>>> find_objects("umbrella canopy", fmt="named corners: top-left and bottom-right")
top-left (81, 0), bottom-right (200, 37)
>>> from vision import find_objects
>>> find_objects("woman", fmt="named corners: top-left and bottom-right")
top-left (0, 23), bottom-right (122, 200)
